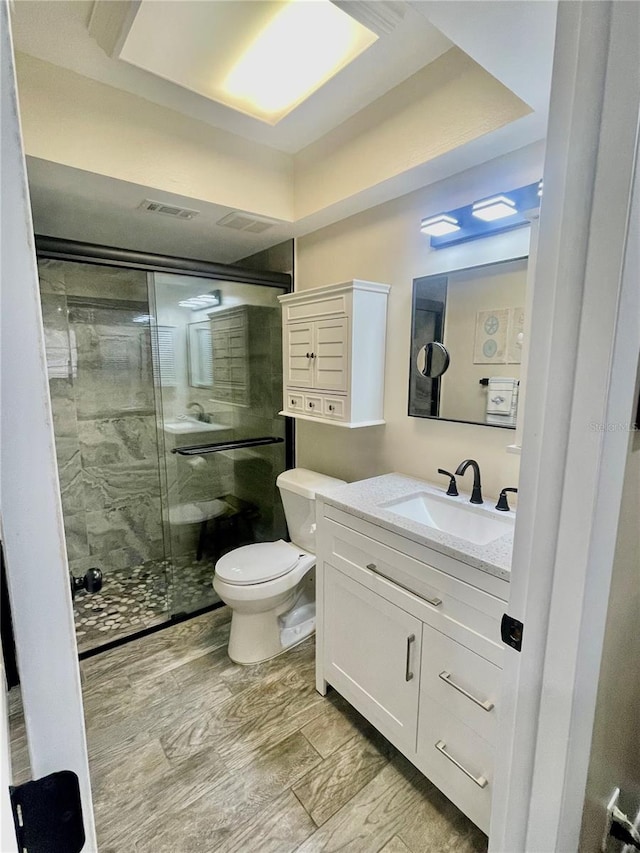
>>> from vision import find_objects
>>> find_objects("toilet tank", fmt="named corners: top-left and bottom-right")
top-left (276, 468), bottom-right (346, 553)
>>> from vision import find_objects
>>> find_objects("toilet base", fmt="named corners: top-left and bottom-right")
top-left (227, 607), bottom-right (314, 665)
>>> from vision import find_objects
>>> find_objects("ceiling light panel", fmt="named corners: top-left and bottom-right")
top-left (118, 0), bottom-right (378, 125)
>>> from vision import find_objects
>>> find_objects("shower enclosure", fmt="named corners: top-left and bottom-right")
top-left (37, 241), bottom-right (291, 653)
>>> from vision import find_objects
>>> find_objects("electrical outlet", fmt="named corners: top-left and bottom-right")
top-left (602, 788), bottom-right (621, 852)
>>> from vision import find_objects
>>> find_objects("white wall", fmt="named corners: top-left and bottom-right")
top-left (295, 142), bottom-right (543, 500)
top-left (294, 48), bottom-right (530, 221)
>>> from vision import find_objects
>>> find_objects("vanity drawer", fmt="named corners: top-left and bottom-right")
top-left (322, 517), bottom-right (504, 665)
top-left (286, 393), bottom-right (304, 414)
top-left (416, 692), bottom-right (494, 834)
top-left (322, 396), bottom-right (347, 420)
top-left (421, 623), bottom-right (501, 745)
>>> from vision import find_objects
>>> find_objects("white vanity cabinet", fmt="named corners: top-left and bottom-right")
top-left (278, 281), bottom-right (390, 427)
top-left (316, 502), bottom-right (510, 835)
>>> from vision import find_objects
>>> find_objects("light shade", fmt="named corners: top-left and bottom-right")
top-left (472, 195), bottom-right (517, 222)
top-left (224, 1), bottom-right (377, 121)
top-left (420, 214), bottom-right (460, 237)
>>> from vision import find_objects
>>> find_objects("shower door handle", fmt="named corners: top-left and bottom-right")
top-left (70, 568), bottom-right (103, 599)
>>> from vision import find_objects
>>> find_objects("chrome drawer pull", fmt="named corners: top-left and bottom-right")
top-left (425, 594), bottom-right (442, 607)
top-left (439, 671), bottom-right (495, 712)
top-left (366, 563), bottom-right (376, 570)
top-left (405, 634), bottom-right (415, 681)
top-left (435, 740), bottom-right (488, 788)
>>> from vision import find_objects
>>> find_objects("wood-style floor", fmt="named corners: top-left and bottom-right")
top-left (9, 608), bottom-right (488, 852)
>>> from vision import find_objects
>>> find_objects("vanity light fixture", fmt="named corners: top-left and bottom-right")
top-left (420, 214), bottom-right (461, 237)
top-left (472, 195), bottom-right (518, 222)
top-left (178, 290), bottom-right (222, 311)
top-left (538, 179), bottom-right (544, 197)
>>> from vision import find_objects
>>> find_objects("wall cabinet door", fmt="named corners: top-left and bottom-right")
top-left (284, 321), bottom-right (314, 388)
top-left (313, 317), bottom-right (348, 391)
top-left (324, 564), bottom-right (422, 754)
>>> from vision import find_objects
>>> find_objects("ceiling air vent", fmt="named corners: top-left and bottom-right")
top-left (139, 200), bottom-right (200, 220)
top-left (216, 212), bottom-right (278, 234)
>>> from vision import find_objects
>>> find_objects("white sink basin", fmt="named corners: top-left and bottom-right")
top-left (380, 492), bottom-right (513, 545)
top-left (162, 419), bottom-right (230, 435)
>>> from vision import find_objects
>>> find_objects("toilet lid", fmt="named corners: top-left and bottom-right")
top-left (215, 540), bottom-right (304, 585)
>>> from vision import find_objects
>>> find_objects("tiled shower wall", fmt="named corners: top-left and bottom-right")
top-left (39, 260), bottom-right (165, 580)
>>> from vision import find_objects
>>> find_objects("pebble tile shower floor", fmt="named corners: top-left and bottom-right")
top-left (74, 557), bottom-right (218, 652)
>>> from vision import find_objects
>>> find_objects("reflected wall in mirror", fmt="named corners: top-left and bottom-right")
top-left (409, 256), bottom-right (528, 428)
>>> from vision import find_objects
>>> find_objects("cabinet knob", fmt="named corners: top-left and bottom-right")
top-left (310, 352), bottom-right (316, 359)
top-left (328, 405), bottom-right (335, 412)
top-left (290, 399), bottom-right (296, 406)
top-left (306, 352), bottom-right (310, 359)
top-left (308, 402), bottom-right (314, 408)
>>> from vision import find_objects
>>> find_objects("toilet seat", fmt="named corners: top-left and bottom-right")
top-left (215, 540), bottom-right (306, 586)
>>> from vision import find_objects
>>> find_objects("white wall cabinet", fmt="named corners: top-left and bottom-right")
top-left (316, 502), bottom-right (510, 835)
top-left (278, 281), bottom-right (390, 427)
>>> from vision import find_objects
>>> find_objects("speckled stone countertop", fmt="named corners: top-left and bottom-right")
top-left (316, 473), bottom-right (514, 581)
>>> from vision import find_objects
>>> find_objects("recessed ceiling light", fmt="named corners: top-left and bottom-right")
top-left (472, 195), bottom-right (518, 222)
top-left (420, 215), bottom-right (460, 237)
top-left (223, 0), bottom-right (377, 120)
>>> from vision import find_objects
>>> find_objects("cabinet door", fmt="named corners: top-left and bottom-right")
top-left (313, 318), bottom-right (348, 391)
top-left (284, 321), bottom-right (314, 388)
top-left (324, 564), bottom-right (421, 754)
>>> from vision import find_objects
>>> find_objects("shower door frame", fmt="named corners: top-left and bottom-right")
top-left (35, 236), bottom-right (295, 654)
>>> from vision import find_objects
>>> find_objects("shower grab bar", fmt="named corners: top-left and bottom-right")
top-left (172, 436), bottom-right (284, 456)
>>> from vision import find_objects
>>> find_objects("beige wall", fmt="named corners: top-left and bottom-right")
top-left (294, 48), bottom-right (531, 221)
top-left (295, 142), bottom-right (544, 501)
top-left (440, 259), bottom-right (527, 423)
top-left (579, 429), bottom-right (640, 850)
top-left (15, 53), bottom-right (293, 222)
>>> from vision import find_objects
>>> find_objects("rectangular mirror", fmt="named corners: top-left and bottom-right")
top-left (409, 256), bottom-right (528, 428)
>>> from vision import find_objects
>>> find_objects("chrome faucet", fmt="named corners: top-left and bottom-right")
top-left (187, 402), bottom-right (206, 422)
top-left (455, 459), bottom-right (483, 504)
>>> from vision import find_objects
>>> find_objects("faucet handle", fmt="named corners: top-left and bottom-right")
top-left (496, 487), bottom-right (518, 512)
top-left (437, 468), bottom-right (459, 497)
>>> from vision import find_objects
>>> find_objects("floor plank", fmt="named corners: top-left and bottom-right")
top-left (379, 837), bottom-right (413, 853)
top-left (293, 731), bottom-right (392, 826)
top-left (207, 788), bottom-right (315, 853)
top-left (294, 753), bottom-right (487, 853)
top-left (135, 731), bottom-right (322, 853)
top-left (301, 690), bottom-right (383, 759)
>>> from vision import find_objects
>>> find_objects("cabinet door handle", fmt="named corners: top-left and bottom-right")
top-left (405, 633), bottom-right (416, 682)
top-left (306, 352), bottom-right (311, 358)
top-left (439, 671), bottom-right (495, 712)
top-left (310, 352), bottom-right (316, 359)
top-left (435, 740), bottom-right (488, 788)
top-left (425, 594), bottom-right (442, 607)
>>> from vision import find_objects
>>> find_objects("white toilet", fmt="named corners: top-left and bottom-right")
top-left (213, 468), bottom-right (345, 665)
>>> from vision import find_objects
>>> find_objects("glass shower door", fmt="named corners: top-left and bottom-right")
top-left (38, 259), bottom-right (170, 652)
top-left (149, 272), bottom-right (289, 617)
